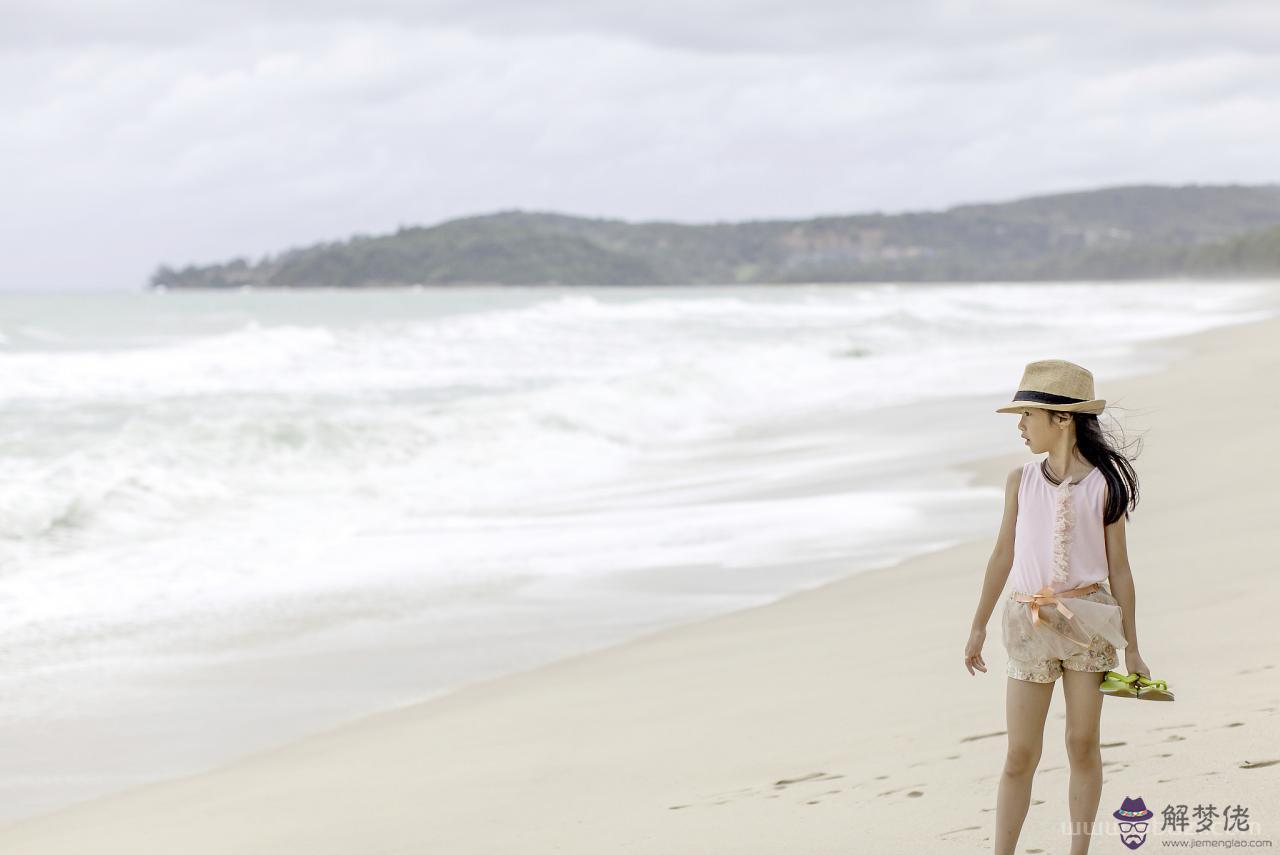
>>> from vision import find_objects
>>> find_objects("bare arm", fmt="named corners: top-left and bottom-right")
top-left (1104, 504), bottom-right (1141, 654)
top-left (970, 467), bottom-right (1021, 631)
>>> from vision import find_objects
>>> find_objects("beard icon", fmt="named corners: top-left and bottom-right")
top-left (1113, 796), bottom-right (1154, 849)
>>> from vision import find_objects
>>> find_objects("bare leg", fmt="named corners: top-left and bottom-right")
top-left (1062, 668), bottom-right (1106, 855)
top-left (995, 675), bottom-right (1054, 855)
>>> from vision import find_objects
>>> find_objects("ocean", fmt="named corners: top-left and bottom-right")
top-left (1, 280), bottom-right (1276, 822)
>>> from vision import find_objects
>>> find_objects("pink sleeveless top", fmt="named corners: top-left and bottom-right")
top-left (1009, 459), bottom-right (1110, 594)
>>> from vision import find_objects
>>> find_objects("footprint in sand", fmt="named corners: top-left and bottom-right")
top-left (668, 772), bottom-right (850, 810)
top-left (1235, 664), bottom-right (1275, 675)
top-left (910, 752), bottom-right (968, 768)
top-left (774, 771), bottom-right (844, 787)
top-left (961, 730), bottom-right (1007, 743)
top-left (773, 771), bottom-right (850, 805)
top-left (939, 824), bottom-right (982, 837)
top-left (877, 784), bottom-right (926, 797)
top-left (983, 799), bottom-right (1042, 813)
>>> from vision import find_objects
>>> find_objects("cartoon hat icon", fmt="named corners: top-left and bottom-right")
top-left (1113, 796), bottom-right (1154, 821)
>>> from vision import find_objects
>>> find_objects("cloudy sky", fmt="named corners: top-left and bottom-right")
top-left (4, 0), bottom-right (1279, 291)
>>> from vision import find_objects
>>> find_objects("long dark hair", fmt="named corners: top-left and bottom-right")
top-left (1053, 409), bottom-right (1142, 525)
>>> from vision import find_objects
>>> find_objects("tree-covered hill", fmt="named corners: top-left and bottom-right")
top-left (149, 183), bottom-right (1280, 288)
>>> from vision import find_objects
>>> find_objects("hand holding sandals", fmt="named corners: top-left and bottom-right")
top-left (1099, 668), bottom-right (1175, 701)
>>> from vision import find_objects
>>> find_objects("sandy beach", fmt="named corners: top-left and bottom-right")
top-left (2, 307), bottom-right (1277, 853)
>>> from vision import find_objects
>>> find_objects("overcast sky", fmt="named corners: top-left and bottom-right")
top-left (4, 0), bottom-right (1279, 291)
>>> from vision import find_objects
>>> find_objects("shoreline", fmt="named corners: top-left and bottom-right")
top-left (3, 305), bottom-right (1279, 852)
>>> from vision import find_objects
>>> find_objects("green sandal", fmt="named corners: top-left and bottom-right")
top-left (1099, 670), bottom-right (1139, 698)
top-left (1135, 675), bottom-right (1175, 701)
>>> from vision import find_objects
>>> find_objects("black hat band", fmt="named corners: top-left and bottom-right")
top-left (1012, 390), bottom-right (1087, 405)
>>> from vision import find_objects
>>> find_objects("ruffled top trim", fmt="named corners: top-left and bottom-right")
top-left (1050, 476), bottom-right (1074, 585)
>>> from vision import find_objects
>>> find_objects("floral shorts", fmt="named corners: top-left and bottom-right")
top-left (1006, 634), bottom-right (1119, 683)
top-left (1002, 586), bottom-right (1124, 684)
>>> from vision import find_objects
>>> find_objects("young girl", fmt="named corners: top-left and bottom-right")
top-left (964, 359), bottom-right (1150, 855)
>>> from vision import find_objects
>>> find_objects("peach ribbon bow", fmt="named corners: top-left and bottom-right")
top-left (1013, 583), bottom-right (1100, 648)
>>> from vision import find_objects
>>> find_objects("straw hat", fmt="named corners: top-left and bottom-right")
top-left (995, 359), bottom-right (1106, 415)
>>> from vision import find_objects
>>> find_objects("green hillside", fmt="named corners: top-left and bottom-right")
top-left (149, 183), bottom-right (1280, 288)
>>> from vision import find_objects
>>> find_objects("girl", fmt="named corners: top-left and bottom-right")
top-left (964, 359), bottom-right (1150, 855)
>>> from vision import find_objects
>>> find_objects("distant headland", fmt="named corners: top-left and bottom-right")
top-left (149, 183), bottom-right (1280, 289)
